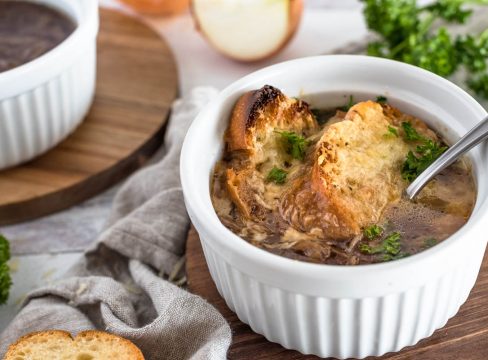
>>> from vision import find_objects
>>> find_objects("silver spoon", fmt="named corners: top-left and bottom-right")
top-left (406, 115), bottom-right (488, 200)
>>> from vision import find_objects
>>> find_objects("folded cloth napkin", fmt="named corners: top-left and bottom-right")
top-left (0, 87), bottom-right (232, 359)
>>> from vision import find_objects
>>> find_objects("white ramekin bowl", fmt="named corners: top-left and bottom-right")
top-left (0, 0), bottom-right (99, 169)
top-left (180, 55), bottom-right (488, 359)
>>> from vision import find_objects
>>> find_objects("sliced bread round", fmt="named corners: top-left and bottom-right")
top-left (4, 330), bottom-right (144, 360)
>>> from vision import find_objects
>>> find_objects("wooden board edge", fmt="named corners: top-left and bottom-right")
top-left (0, 120), bottom-right (167, 225)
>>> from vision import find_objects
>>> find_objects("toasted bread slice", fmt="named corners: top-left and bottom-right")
top-left (224, 85), bottom-right (318, 219)
top-left (223, 90), bottom-right (435, 241)
top-left (312, 101), bottom-right (410, 237)
top-left (282, 101), bottom-right (410, 239)
top-left (4, 330), bottom-right (144, 360)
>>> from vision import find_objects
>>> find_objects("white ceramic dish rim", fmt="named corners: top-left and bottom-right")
top-left (181, 55), bottom-right (488, 296)
top-left (0, 0), bottom-right (99, 99)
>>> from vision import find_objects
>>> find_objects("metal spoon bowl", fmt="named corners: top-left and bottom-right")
top-left (406, 115), bottom-right (488, 199)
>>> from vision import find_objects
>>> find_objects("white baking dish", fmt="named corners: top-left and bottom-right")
top-left (0, 0), bottom-right (99, 169)
top-left (181, 55), bottom-right (488, 358)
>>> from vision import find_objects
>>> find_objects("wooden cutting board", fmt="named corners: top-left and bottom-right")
top-left (0, 9), bottom-right (178, 225)
top-left (186, 227), bottom-right (488, 359)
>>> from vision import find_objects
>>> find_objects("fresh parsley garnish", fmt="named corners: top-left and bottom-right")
top-left (402, 122), bottom-right (447, 181)
top-left (0, 235), bottom-right (12, 305)
top-left (363, 224), bottom-right (383, 240)
top-left (340, 95), bottom-right (355, 111)
top-left (359, 231), bottom-right (409, 262)
top-left (361, 0), bottom-right (488, 100)
top-left (358, 243), bottom-right (376, 254)
top-left (402, 140), bottom-right (448, 181)
top-left (0, 236), bottom-right (9, 265)
top-left (383, 251), bottom-right (410, 262)
top-left (276, 131), bottom-right (309, 161)
top-left (401, 122), bottom-right (423, 141)
top-left (376, 95), bottom-right (388, 103)
top-left (399, 122), bottom-right (447, 181)
top-left (382, 232), bottom-right (401, 256)
top-left (384, 125), bottom-right (398, 138)
top-left (266, 167), bottom-right (287, 185)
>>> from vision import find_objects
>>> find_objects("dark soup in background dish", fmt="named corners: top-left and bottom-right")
top-left (0, 1), bottom-right (76, 73)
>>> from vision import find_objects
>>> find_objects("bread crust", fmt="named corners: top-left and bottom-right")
top-left (4, 329), bottom-right (144, 360)
top-left (308, 101), bottom-right (410, 238)
top-left (5, 330), bottom-right (72, 356)
top-left (225, 85), bottom-right (283, 152)
top-left (223, 85), bottom-right (318, 220)
top-left (76, 330), bottom-right (144, 359)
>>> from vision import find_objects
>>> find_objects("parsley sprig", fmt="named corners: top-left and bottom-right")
top-left (276, 131), bottom-right (309, 161)
top-left (402, 141), bottom-right (447, 181)
top-left (401, 122), bottom-right (423, 141)
top-left (266, 167), bottom-right (287, 185)
top-left (400, 122), bottom-right (447, 181)
top-left (359, 231), bottom-right (409, 261)
top-left (0, 235), bottom-right (12, 305)
top-left (363, 224), bottom-right (383, 240)
top-left (384, 125), bottom-right (399, 138)
top-left (362, 0), bottom-right (488, 100)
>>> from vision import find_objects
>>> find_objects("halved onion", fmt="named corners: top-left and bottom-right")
top-left (192, 0), bottom-right (303, 62)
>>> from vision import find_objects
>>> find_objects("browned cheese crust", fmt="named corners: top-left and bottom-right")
top-left (222, 90), bottom-right (437, 242)
top-left (224, 85), bottom-right (318, 219)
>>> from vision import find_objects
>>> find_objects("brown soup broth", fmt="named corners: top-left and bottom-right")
top-left (211, 104), bottom-right (476, 265)
top-left (0, 1), bottom-right (76, 73)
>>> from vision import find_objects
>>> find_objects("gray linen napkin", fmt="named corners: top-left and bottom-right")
top-left (0, 87), bottom-right (232, 359)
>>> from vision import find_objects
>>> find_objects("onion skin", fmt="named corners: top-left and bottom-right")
top-left (120, 0), bottom-right (190, 15)
top-left (285, 0), bottom-right (304, 53)
top-left (191, 0), bottom-right (304, 62)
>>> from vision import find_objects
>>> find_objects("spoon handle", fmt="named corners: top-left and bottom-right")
top-left (406, 115), bottom-right (488, 200)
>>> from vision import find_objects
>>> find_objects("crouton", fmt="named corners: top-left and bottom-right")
top-left (224, 85), bottom-right (318, 219)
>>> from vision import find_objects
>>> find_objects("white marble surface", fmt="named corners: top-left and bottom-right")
top-left (0, 253), bottom-right (82, 327)
top-left (0, 0), bottom-right (369, 331)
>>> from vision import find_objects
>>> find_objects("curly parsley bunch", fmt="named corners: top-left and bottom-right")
top-left (362, 0), bottom-right (488, 99)
top-left (0, 235), bottom-right (12, 305)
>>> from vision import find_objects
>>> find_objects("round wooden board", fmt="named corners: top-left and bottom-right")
top-left (0, 9), bottom-right (178, 225)
top-left (186, 226), bottom-right (488, 360)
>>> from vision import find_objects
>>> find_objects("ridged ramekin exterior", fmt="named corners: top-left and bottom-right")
top-left (181, 56), bottom-right (488, 359)
top-left (0, 47), bottom-right (95, 169)
top-left (0, 0), bottom-right (98, 170)
top-left (199, 235), bottom-right (484, 358)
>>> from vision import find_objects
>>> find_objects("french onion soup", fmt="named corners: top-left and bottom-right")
top-left (0, 1), bottom-right (76, 73)
top-left (211, 85), bottom-right (475, 265)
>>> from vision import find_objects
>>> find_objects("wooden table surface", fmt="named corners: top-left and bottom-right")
top-left (186, 227), bottom-right (488, 359)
